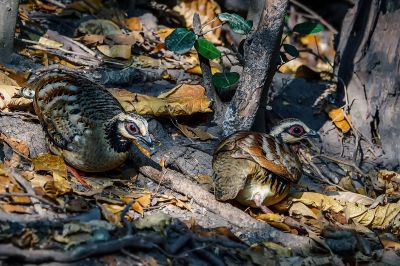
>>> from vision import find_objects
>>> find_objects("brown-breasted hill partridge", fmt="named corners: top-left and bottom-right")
top-left (212, 119), bottom-right (318, 213)
top-left (31, 69), bottom-right (153, 181)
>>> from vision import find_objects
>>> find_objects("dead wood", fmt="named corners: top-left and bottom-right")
top-left (138, 165), bottom-right (317, 254)
top-left (0, 0), bottom-right (19, 64)
top-left (223, 0), bottom-right (289, 136)
top-left (334, 0), bottom-right (400, 169)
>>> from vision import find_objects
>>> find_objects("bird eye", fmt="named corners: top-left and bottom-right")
top-left (126, 122), bottom-right (139, 135)
top-left (288, 125), bottom-right (304, 136)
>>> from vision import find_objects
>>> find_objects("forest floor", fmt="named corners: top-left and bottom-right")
top-left (0, 0), bottom-right (399, 265)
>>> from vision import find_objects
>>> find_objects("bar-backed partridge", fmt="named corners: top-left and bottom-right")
top-left (212, 119), bottom-right (318, 213)
top-left (31, 69), bottom-right (153, 176)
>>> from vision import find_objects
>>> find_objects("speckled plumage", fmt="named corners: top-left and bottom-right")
top-left (31, 70), bottom-right (149, 172)
top-left (212, 120), bottom-right (318, 210)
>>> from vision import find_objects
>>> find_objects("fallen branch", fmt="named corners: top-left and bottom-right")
top-left (139, 165), bottom-right (318, 254)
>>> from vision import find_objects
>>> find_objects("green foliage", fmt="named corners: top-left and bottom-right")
top-left (218, 13), bottom-right (253, 35)
top-left (194, 38), bottom-right (221, 60)
top-left (212, 72), bottom-right (240, 89)
top-left (293, 22), bottom-right (324, 34)
top-left (283, 44), bottom-right (299, 57)
top-left (165, 28), bottom-right (196, 54)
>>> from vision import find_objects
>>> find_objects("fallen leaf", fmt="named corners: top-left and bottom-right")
top-left (38, 37), bottom-right (63, 49)
top-left (65, 0), bottom-right (103, 14)
top-left (80, 34), bottom-right (105, 46)
top-left (0, 71), bottom-right (19, 86)
top-left (291, 192), bottom-right (344, 213)
top-left (78, 19), bottom-right (122, 36)
top-left (175, 123), bottom-right (216, 140)
top-left (108, 84), bottom-right (212, 117)
top-left (0, 133), bottom-right (29, 157)
top-left (0, 85), bottom-right (21, 110)
top-left (107, 32), bottom-right (144, 45)
top-left (327, 107), bottom-right (351, 133)
top-left (127, 17), bottom-right (142, 31)
top-left (100, 203), bottom-right (124, 225)
top-left (97, 45), bottom-right (131, 59)
top-left (32, 154), bottom-right (71, 195)
top-left (133, 212), bottom-right (171, 231)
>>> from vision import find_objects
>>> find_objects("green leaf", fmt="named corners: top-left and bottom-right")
top-left (194, 38), bottom-right (221, 60)
top-left (293, 22), bottom-right (324, 34)
top-left (283, 44), bottom-right (299, 57)
top-left (212, 72), bottom-right (240, 89)
top-left (218, 13), bottom-right (253, 35)
top-left (165, 28), bottom-right (196, 54)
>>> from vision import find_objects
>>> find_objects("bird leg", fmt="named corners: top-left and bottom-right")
top-left (254, 193), bottom-right (273, 214)
top-left (67, 166), bottom-right (92, 189)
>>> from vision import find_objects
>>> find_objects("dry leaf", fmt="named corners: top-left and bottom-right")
top-left (0, 85), bottom-right (21, 110)
top-left (38, 37), bottom-right (63, 49)
top-left (66, 0), bottom-right (103, 13)
top-left (0, 133), bottom-right (29, 157)
top-left (80, 34), bottom-right (105, 46)
top-left (288, 201), bottom-right (318, 219)
top-left (100, 203), bottom-right (124, 225)
top-left (330, 191), bottom-right (374, 206)
top-left (175, 123), bottom-right (216, 140)
top-left (327, 108), bottom-right (351, 133)
top-left (0, 204), bottom-right (32, 214)
top-left (107, 32), bottom-right (144, 45)
top-left (173, 0), bottom-right (222, 43)
top-left (0, 71), bottom-right (19, 86)
top-left (126, 17), bottom-right (142, 31)
top-left (97, 45), bottom-right (131, 59)
top-left (79, 19), bottom-right (122, 35)
top-left (108, 84), bottom-right (212, 117)
top-left (256, 213), bottom-right (292, 232)
top-left (32, 154), bottom-right (71, 195)
top-left (291, 192), bottom-right (344, 213)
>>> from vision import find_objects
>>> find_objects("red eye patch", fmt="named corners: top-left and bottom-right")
top-left (288, 125), bottom-right (304, 136)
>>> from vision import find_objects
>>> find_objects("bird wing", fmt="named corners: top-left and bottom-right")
top-left (215, 132), bottom-right (302, 183)
top-left (32, 70), bottom-right (121, 151)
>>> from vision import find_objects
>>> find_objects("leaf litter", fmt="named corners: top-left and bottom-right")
top-left (0, 0), bottom-right (399, 264)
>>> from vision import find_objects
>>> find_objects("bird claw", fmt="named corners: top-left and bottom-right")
top-left (67, 166), bottom-right (92, 189)
top-left (254, 193), bottom-right (273, 214)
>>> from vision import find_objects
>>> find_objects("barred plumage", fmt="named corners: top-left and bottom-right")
top-left (31, 69), bottom-right (152, 173)
top-left (212, 119), bottom-right (319, 212)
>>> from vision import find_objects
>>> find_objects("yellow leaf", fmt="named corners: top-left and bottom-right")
top-left (131, 201), bottom-right (144, 216)
top-left (97, 45), bottom-right (131, 59)
top-left (108, 84), bottom-right (212, 117)
top-left (100, 203), bottom-right (123, 225)
top-left (126, 17), bottom-right (142, 31)
top-left (186, 65), bottom-right (220, 75)
top-left (157, 28), bottom-right (174, 42)
top-left (0, 85), bottom-right (21, 110)
top-left (32, 154), bottom-right (71, 195)
top-left (328, 108), bottom-right (351, 133)
top-left (291, 192), bottom-right (344, 213)
top-left (136, 194), bottom-right (151, 208)
top-left (0, 71), bottom-right (19, 86)
top-left (38, 37), bottom-right (63, 49)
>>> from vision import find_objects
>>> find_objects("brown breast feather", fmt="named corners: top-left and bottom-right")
top-left (214, 131), bottom-right (302, 183)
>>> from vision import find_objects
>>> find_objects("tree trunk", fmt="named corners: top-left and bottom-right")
top-left (223, 0), bottom-right (289, 136)
top-left (0, 0), bottom-right (19, 64)
top-left (335, 0), bottom-right (400, 169)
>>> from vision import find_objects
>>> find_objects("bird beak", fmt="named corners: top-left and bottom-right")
top-left (305, 129), bottom-right (320, 139)
top-left (132, 135), bottom-right (156, 157)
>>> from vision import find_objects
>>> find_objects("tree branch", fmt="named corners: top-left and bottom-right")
top-left (223, 0), bottom-right (289, 136)
top-left (0, 0), bottom-right (19, 64)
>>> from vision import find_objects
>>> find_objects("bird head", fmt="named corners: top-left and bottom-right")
top-left (269, 118), bottom-right (319, 144)
top-left (112, 113), bottom-right (154, 157)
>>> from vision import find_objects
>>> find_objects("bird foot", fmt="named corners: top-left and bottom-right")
top-left (67, 166), bottom-right (92, 189)
top-left (254, 193), bottom-right (273, 214)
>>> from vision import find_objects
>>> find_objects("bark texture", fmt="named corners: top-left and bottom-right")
top-left (223, 0), bottom-right (289, 136)
top-left (336, 0), bottom-right (400, 169)
top-left (0, 0), bottom-right (19, 64)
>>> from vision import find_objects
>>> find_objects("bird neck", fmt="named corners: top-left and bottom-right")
top-left (104, 119), bottom-right (130, 153)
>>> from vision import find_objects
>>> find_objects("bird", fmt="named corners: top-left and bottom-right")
top-left (30, 69), bottom-right (153, 187)
top-left (212, 119), bottom-right (319, 213)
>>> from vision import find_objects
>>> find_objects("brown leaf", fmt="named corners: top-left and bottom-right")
top-left (126, 17), bottom-right (142, 31)
top-left (108, 84), bottom-right (212, 117)
top-left (0, 133), bottom-right (29, 157)
top-left (0, 71), bottom-right (19, 86)
top-left (107, 32), bottom-right (144, 45)
top-left (80, 34), bottom-right (105, 46)
top-left (175, 123), bottom-right (216, 140)
top-left (100, 203), bottom-right (123, 225)
top-left (328, 108), bottom-right (351, 133)
top-left (97, 45), bottom-right (131, 59)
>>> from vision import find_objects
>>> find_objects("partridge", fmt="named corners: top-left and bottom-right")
top-left (212, 119), bottom-right (318, 213)
top-left (30, 69), bottom-right (153, 179)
